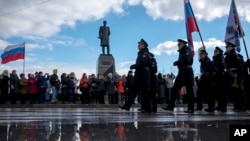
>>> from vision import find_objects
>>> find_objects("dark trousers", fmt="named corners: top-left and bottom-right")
top-left (98, 90), bottom-right (105, 104)
top-left (29, 94), bottom-right (38, 104)
top-left (10, 93), bottom-right (19, 104)
top-left (150, 74), bottom-right (157, 112)
top-left (20, 94), bottom-right (28, 104)
top-left (168, 69), bottom-right (194, 110)
top-left (0, 88), bottom-right (8, 104)
top-left (38, 88), bottom-right (46, 104)
top-left (108, 94), bottom-right (115, 104)
top-left (81, 88), bottom-right (89, 104)
top-left (124, 71), bottom-right (151, 111)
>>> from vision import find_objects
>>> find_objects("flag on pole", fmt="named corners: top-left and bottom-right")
top-left (1, 43), bottom-right (25, 64)
top-left (184, 0), bottom-right (200, 56)
top-left (225, 0), bottom-right (245, 52)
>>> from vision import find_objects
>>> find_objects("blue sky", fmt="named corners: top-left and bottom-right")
top-left (0, 0), bottom-right (250, 78)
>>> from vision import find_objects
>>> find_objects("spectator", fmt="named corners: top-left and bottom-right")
top-left (0, 70), bottom-right (9, 104)
top-left (125, 71), bottom-right (133, 102)
top-left (79, 73), bottom-right (89, 104)
top-left (50, 69), bottom-right (60, 104)
top-left (61, 73), bottom-right (68, 104)
top-left (97, 74), bottom-right (106, 104)
top-left (89, 74), bottom-right (98, 104)
top-left (28, 74), bottom-right (38, 104)
top-left (68, 72), bottom-right (76, 103)
top-left (37, 72), bottom-right (47, 104)
top-left (19, 73), bottom-right (28, 104)
top-left (10, 70), bottom-right (20, 104)
top-left (157, 73), bottom-right (165, 104)
top-left (106, 73), bottom-right (116, 104)
top-left (45, 73), bottom-right (51, 101)
top-left (117, 76), bottom-right (125, 104)
top-left (165, 73), bottom-right (175, 104)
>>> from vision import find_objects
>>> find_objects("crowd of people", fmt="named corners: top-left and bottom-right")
top-left (1, 38), bottom-right (250, 114)
top-left (0, 68), bottom-right (175, 105)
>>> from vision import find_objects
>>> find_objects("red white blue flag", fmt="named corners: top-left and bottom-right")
top-left (184, 0), bottom-right (200, 55)
top-left (1, 43), bottom-right (25, 64)
top-left (225, 0), bottom-right (244, 52)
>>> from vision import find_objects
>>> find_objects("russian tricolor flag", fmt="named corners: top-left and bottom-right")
top-left (1, 43), bottom-right (25, 64)
top-left (184, 0), bottom-right (200, 55)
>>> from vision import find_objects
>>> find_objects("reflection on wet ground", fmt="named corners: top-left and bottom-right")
top-left (0, 107), bottom-right (249, 141)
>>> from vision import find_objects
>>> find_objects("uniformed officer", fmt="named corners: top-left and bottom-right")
top-left (212, 47), bottom-right (226, 112)
top-left (149, 52), bottom-right (158, 112)
top-left (120, 39), bottom-right (152, 113)
top-left (163, 39), bottom-right (195, 113)
top-left (224, 42), bottom-right (246, 112)
top-left (196, 50), bottom-right (214, 112)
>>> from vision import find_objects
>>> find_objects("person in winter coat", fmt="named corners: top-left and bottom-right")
top-left (106, 73), bottom-right (116, 104)
top-left (68, 72), bottom-right (76, 103)
top-left (0, 70), bottom-right (9, 104)
top-left (79, 73), bottom-right (89, 104)
top-left (19, 73), bottom-right (28, 104)
top-left (117, 76), bottom-right (125, 104)
top-left (61, 73), bottom-right (68, 104)
top-left (97, 74), bottom-right (106, 104)
top-left (157, 73), bottom-right (165, 104)
top-left (37, 72), bottom-right (47, 104)
top-left (28, 74), bottom-right (38, 104)
top-left (10, 70), bottom-right (20, 104)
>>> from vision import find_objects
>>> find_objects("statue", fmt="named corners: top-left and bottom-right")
top-left (98, 20), bottom-right (111, 55)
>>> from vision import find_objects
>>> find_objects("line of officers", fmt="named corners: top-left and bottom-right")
top-left (120, 38), bottom-right (250, 113)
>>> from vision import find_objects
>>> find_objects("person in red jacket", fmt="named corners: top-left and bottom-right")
top-left (27, 73), bottom-right (38, 104)
top-left (117, 76), bottom-right (125, 104)
top-left (79, 73), bottom-right (89, 104)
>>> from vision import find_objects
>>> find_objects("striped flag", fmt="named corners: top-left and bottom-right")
top-left (225, 0), bottom-right (245, 52)
top-left (1, 43), bottom-right (25, 64)
top-left (184, 0), bottom-right (200, 56)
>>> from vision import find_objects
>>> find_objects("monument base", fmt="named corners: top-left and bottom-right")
top-left (97, 54), bottom-right (115, 77)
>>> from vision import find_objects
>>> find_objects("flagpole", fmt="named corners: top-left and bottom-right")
top-left (23, 42), bottom-right (25, 74)
top-left (188, 0), bottom-right (206, 50)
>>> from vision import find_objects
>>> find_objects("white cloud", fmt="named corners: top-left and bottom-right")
top-left (0, 0), bottom-right (249, 40)
top-left (140, 0), bottom-right (250, 22)
top-left (0, 0), bottom-right (126, 38)
top-left (150, 38), bottom-right (225, 55)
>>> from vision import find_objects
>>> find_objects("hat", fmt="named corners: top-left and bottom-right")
top-left (226, 42), bottom-right (236, 47)
top-left (215, 46), bottom-right (223, 53)
top-left (177, 39), bottom-right (187, 44)
top-left (138, 39), bottom-right (148, 47)
top-left (199, 50), bottom-right (208, 55)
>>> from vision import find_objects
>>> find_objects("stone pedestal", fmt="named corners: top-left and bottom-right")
top-left (97, 54), bottom-right (115, 77)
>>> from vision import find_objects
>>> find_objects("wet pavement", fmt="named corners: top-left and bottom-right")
top-left (0, 106), bottom-right (250, 141)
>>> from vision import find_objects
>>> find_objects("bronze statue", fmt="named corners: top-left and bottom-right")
top-left (98, 20), bottom-right (111, 55)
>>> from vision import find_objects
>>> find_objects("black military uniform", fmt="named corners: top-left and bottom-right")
top-left (163, 39), bottom-right (195, 113)
top-left (243, 59), bottom-right (250, 110)
top-left (224, 42), bottom-right (246, 112)
top-left (149, 52), bottom-right (158, 112)
top-left (120, 39), bottom-right (151, 112)
top-left (196, 50), bottom-right (214, 112)
top-left (212, 47), bottom-right (226, 112)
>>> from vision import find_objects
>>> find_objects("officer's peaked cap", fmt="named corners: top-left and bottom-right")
top-left (138, 39), bottom-right (148, 47)
top-left (215, 46), bottom-right (223, 53)
top-left (226, 41), bottom-right (236, 47)
top-left (177, 39), bottom-right (187, 44)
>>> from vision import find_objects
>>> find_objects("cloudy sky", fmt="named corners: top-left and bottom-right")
top-left (0, 0), bottom-right (250, 78)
